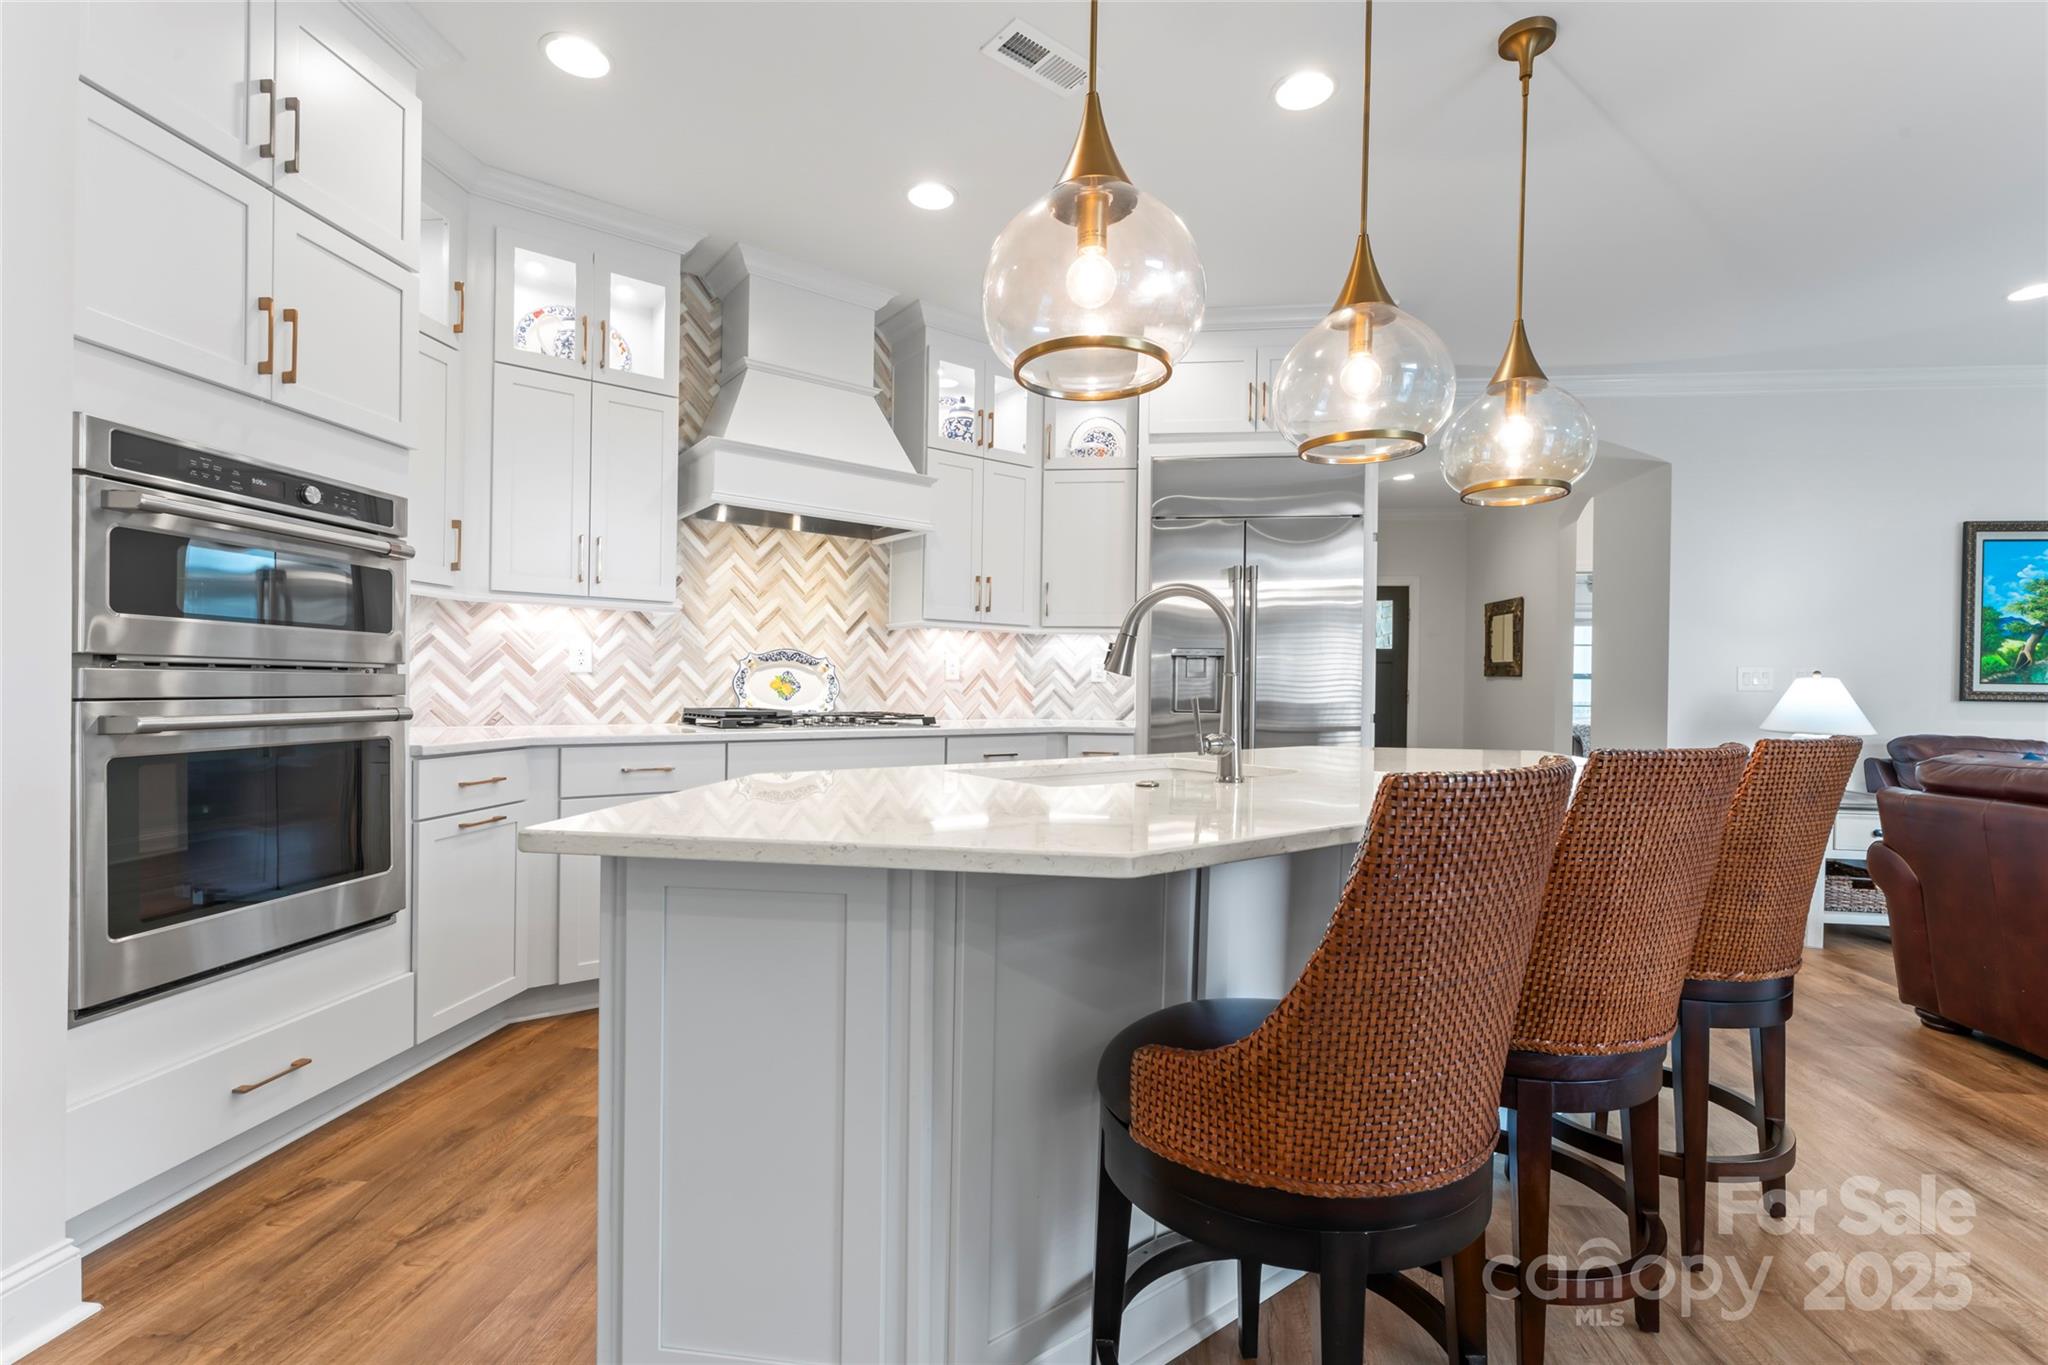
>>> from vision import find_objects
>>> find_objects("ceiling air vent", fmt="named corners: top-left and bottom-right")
top-left (981, 20), bottom-right (1087, 96)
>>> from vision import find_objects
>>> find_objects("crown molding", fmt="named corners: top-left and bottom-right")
top-left (340, 1), bottom-right (463, 72)
top-left (421, 125), bottom-right (484, 189)
top-left (1200, 303), bottom-right (1328, 332)
top-left (701, 244), bottom-right (894, 311)
top-left (462, 165), bottom-right (705, 257)
top-left (876, 299), bottom-right (981, 344)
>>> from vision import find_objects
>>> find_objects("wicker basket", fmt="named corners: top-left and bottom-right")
top-left (1825, 861), bottom-right (1888, 917)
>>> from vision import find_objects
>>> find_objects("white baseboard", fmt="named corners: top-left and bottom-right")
top-left (0, 1241), bottom-right (99, 1364)
top-left (68, 982), bottom-right (597, 1255)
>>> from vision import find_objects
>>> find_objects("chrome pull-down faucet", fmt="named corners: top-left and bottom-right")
top-left (1103, 584), bottom-right (1243, 784)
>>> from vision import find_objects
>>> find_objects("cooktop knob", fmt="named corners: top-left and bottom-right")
top-left (299, 484), bottom-right (323, 506)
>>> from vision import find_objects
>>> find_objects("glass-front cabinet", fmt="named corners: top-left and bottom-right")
top-left (593, 243), bottom-right (677, 396)
top-left (492, 213), bottom-right (679, 395)
top-left (912, 327), bottom-right (1040, 466)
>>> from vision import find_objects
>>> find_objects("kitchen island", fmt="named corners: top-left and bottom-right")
top-left (522, 745), bottom-right (1556, 1365)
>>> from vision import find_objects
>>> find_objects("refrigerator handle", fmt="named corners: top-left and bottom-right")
top-left (1242, 563), bottom-right (1258, 751)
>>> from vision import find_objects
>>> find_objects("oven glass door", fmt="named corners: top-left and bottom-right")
top-left (76, 475), bottom-right (408, 667)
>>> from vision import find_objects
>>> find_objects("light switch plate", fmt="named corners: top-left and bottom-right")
top-left (568, 638), bottom-right (594, 675)
top-left (1738, 666), bottom-right (1774, 693)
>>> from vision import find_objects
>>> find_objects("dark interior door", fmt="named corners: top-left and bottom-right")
top-left (1374, 586), bottom-right (1410, 747)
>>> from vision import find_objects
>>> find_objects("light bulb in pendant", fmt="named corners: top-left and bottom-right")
top-left (1496, 412), bottom-right (1535, 460)
top-left (1065, 245), bottom-right (1118, 309)
top-left (1338, 347), bottom-right (1383, 401)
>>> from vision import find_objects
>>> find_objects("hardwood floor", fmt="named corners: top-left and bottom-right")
top-left (33, 932), bottom-right (2048, 1364)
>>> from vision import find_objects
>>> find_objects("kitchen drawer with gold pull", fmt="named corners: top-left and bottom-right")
top-left (416, 752), bottom-right (532, 820)
top-left (232, 1056), bottom-right (312, 1095)
top-left (1065, 733), bottom-right (1136, 759)
top-left (561, 743), bottom-right (725, 798)
top-left (944, 734), bottom-right (1065, 765)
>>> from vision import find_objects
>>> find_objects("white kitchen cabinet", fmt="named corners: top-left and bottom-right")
top-left (1138, 335), bottom-right (1294, 455)
top-left (419, 161), bottom-right (469, 346)
top-left (885, 309), bottom-right (1042, 469)
top-left (891, 451), bottom-right (1040, 628)
top-left (943, 733), bottom-right (1066, 765)
top-left (79, 0), bottom-right (276, 182)
top-left (273, 3), bottom-right (422, 268)
top-left (1041, 469), bottom-right (1136, 630)
top-left (490, 366), bottom-right (591, 597)
top-left (588, 387), bottom-right (680, 604)
top-left (270, 200), bottom-right (416, 445)
top-left (1067, 733), bottom-right (1137, 759)
top-left (1044, 395), bottom-right (1138, 469)
top-left (410, 335), bottom-right (464, 588)
top-left (75, 88), bottom-right (275, 400)
top-left (915, 450), bottom-right (980, 623)
top-left (725, 736), bottom-right (948, 777)
top-left (594, 239), bottom-right (679, 397)
top-left (979, 459), bottom-right (1040, 627)
top-left (492, 216), bottom-right (681, 396)
top-left (414, 798), bottom-right (536, 1041)
top-left (922, 329), bottom-right (987, 454)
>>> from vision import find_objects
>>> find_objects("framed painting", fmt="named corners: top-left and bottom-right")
top-left (1483, 597), bottom-right (1524, 678)
top-left (1961, 522), bottom-right (2048, 702)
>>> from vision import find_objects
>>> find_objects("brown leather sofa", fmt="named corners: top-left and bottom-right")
top-left (1869, 751), bottom-right (2048, 1059)
top-left (1863, 733), bottom-right (2045, 792)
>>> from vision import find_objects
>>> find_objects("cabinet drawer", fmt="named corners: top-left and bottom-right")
top-left (416, 751), bottom-right (532, 820)
top-left (1834, 812), bottom-right (1883, 854)
top-left (944, 734), bottom-right (1066, 766)
top-left (560, 743), bottom-right (724, 799)
top-left (67, 973), bottom-right (413, 1217)
top-left (1066, 733), bottom-right (1137, 759)
top-left (725, 736), bottom-right (947, 778)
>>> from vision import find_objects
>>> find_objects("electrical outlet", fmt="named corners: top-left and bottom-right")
top-left (943, 656), bottom-right (961, 682)
top-left (1737, 666), bottom-right (1774, 693)
top-left (568, 638), bottom-right (594, 675)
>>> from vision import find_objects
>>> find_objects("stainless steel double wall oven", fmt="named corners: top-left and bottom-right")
top-left (71, 417), bottom-right (412, 1016)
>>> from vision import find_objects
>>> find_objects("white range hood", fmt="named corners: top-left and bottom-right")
top-left (680, 245), bottom-right (933, 540)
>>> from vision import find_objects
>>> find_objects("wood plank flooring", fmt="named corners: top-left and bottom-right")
top-left (33, 932), bottom-right (2048, 1363)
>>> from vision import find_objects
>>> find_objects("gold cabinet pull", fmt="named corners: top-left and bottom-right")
top-left (576, 533), bottom-right (586, 582)
top-left (1247, 380), bottom-right (1254, 424)
top-left (1260, 380), bottom-right (1270, 425)
top-left (1044, 420), bottom-right (1052, 457)
top-left (1043, 580), bottom-right (1051, 618)
top-left (1081, 750), bottom-right (1120, 757)
top-left (281, 95), bottom-right (302, 174)
top-left (598, 319), bottom-right (608, 368)
top-left (594, 534), bottom-right (604, 585)
top-left (257, 296), bottom-right (276, 375)
top-left (258, 78), bottom-right (278, 158)
top-left (619, 765), bottom-right (676, 774)
top-left (280, 307), bottom-right (300, 383)
top-left (233, 1057), bottom-right (311, 1095)
top-left (452, 280), bottom-right (466, 334)
top-left (579, 315), bottom-right (589, 365)
top-left (449, 518), bottom-right (463, 572)
top-left (984, 574), bottom-right (994, 612)
top-left (972, 573), bottom-right (983, 612)
top-left (458, 813), bottom-right (508, 831)
top-left (455, 774), bottom-right (508, 788)
top-left (983, 751), bottom-right (1020, 760)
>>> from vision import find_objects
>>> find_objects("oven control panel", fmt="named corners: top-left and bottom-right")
top-left (105, 428), bottom-right (398, 531)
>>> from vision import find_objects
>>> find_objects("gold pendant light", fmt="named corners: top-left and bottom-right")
top-left (1440, 16), bottom-right (1597, 506)
top-left (1271, 0), bottom-right (1455, 464)
top-left (981, 0), bottom-right (1206, 401)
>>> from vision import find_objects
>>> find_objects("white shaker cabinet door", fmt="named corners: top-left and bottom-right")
top-left (1041, 469), bottom-right (1135, 630)
top-left (1140, 340), bottom-right (1260, 438)
top-left (920, 449), bottom-right (982, 624)
top-left (274, 4), bottom-right (422, 268)
top-left (270, 201), bottom-right (416, 445)
top-left (409, 336), bottom-right (462, 587)
top-left (588, 387), bottom-right (680, 605)
top-left (978, 458), bottom-right (1041, 628)
top-left (74, 88), bottom-right (274, 400)
top-left (79, 0), bottom-right (276, 183)
top-left (489, 366), bottom-right (592, 597)
top-left (414, 801), bottom-right (530, 1042)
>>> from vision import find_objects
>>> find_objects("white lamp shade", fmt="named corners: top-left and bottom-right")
top-left (1759, 672), bottom-right (1875, 737)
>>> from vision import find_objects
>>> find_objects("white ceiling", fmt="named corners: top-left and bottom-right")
top-left (406, 1), bottom-right (2048, 377)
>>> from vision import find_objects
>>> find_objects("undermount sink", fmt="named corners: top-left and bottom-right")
top-left (992, 761), bottom-right (1297, 789)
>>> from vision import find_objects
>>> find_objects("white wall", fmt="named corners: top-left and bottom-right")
top-left (1375, 514), bottom-right (1468, 747)
top-left (1595, 379), bottom-right (2048, 776)
top-left (1588, 463), bottom-right (1674, 749)
top-left (1, 4), bottom-right (95, 1356)
top-left (1460, 499), bottom-right (1576, 751)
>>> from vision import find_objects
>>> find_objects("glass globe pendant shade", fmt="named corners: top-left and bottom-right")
top-left (1272, 289), bottom-right (1456, 464)
top-left (983, 173), bottom-right (1205, 401)
top-left (1438, 370), bottom-right (1597, 507)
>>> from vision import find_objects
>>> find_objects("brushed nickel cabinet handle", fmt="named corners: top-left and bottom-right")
top-left (280, 307), bottom-right (300, 384)
top-left (577, 533), bottom-right (586, 582)
top-left (449, 518), bottom-right (463, 572)
top-left (458, 813), bottom-right (508, 831)
top-left (232, 1057), bottom-right (310, 1094)
top-left (281, 95), bottom-right (302, 173)
top-left (257, 295), bottom-right (275, 375)
top-left (452, 280), bottom-right (466, 334)
top-left (620, 765), bottom-right (675, 774)
top-left (455, 774), bottom-right (508, 789)
top-left (258, 78), bottom-right (278, 158)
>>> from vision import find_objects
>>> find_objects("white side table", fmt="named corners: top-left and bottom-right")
top-left (1802, 791), bottom-right (1888, 949)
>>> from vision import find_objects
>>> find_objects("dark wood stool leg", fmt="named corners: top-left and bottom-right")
top-left (1508, 1079), bottom-right (1553, 1365)
top-left (1752, 1023), bottom-right (1789, 1220)
top-left (1317, 1233), bottom-right (1370, 1365)
top-left (1621, 1094), bottom-right (1662, 1333)
top-left (1092, 1139), bottom-right (1132, 1365)
top-left (1674, 1001), bottom-right (1711, 1265)
top-left (1236, 1259), bottom-right (1260, 1359)
top-left (1445, 1233), bottom-right (1488, 1365)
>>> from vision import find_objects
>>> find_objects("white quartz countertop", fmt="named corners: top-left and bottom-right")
top-left (410, 718), bottom-right (1132, 757)
top-left (519, 746), bottom-right (1563, 878)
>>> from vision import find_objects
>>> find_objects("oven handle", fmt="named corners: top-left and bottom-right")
top-left (98, 707), bottom-right (411, 735)
top-left (100, 487), bottom-right (415, 560)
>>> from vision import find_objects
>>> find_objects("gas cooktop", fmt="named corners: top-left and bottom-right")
top-left (679, 708), bottom-right (938, 729)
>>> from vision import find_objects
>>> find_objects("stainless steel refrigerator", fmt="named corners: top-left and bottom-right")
top-left (1146, 457), bottom-right (1370, 755)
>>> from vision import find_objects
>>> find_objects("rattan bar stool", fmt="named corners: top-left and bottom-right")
top-left (1565, 736), bottom-right (1862, 1265)
top-left (1090, 757), bottom-right (1575, 1365)
top-left (1491, 745), bottom-right (1747, 1365)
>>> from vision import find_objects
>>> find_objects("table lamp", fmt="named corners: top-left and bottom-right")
top-left (1760, 671), bottom-right (1875, 740)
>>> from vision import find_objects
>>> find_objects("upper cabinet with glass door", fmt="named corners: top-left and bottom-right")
top-left (593, 240), bottom-right (677, 397)
top-left (493, 213), bottom-right (679, 395)
top-left (882, 306), bottom-right (1041, 470)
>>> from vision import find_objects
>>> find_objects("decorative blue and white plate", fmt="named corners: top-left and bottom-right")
top-left (1068, 416), bottom-right (1126, 462)
top-left (513, 303), bottom-right (579, 360)
top-left (731, 648), bottom-right (841, 712)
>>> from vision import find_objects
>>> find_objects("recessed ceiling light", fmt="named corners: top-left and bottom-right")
top-left (541, 33), bottom-right (609, 79)
top-left (907, 181), bottom-right (956, 211)
top-left (1390, 472), bottom-right (1416, 482)
top-left (2008, 282), bottom-right (2048, 302)
top-left (1273, 70), bottom-right (1335, 112)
